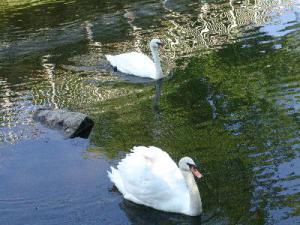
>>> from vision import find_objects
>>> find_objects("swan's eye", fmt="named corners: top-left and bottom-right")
top-left (156, 42), bottom-right (163, 46)
top-left (187, 163), bottom-right (196, 169)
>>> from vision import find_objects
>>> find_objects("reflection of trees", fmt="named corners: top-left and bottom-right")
top-left (104, 0), bottom-right (296, 74)
top-left (123, 8), bottom-right (143, 52)
top-left (0, 79), bottom-right (15, 143)
top-left (160, 0), bottom-right (295, 58)
top-left (90, 29), bottom-right (300, 224)
top-left (0, 0), bottom-right (296, 68)
top-left (41, 54), bottom-right (58, 109)
top-left (0, 77), bottom-right (38, 144)
top-left (1, 0), bottom-right (59, 9)
top-left (83, 21), bottom-right (102, 48)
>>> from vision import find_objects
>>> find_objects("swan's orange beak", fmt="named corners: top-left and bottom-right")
top-left (191, 166), bottom-right (203, 179)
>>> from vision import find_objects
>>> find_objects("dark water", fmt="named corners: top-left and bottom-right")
top-left (0, 0), bottom-right (300, 224)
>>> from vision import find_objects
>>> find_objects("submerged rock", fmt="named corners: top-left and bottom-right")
top-left (33, 108), bottom-right (94, 138)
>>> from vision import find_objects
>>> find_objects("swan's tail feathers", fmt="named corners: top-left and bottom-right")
top-left (107, 167), bottom-right (125, 195)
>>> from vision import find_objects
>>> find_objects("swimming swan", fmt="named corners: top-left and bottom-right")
top-left (105, 39), bottom-right (164, 79)
top-left (108, 146), bottom-right (203, 216)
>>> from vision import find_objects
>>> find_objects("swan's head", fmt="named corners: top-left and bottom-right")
top-left (150, 39), bottom-right (164, 49)
top-left (179, 157), bottom-right (203, 178)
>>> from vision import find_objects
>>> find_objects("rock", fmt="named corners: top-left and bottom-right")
top-left (33, 108), bottom-right (94, 138)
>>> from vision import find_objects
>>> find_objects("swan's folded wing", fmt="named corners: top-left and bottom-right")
top-left (105, 52), bottom-right (156, 78)
top-left (115, 146), bottom-right (189, 212)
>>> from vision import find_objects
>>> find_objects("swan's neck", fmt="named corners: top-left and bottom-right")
top-left (182, 171), bottom-right (202, 216)
top-left (150, 46), bottom-right (163, 79)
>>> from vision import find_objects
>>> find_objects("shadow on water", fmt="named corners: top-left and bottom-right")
top-left (112, 70), bottom-right (158, 84)
top-left (120, 199), bottom-right (203, 225)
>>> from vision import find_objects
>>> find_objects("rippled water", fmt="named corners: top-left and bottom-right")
top-left (0, 0), bottom-right (299, 224)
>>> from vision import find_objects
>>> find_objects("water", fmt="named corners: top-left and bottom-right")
top-left (0, 0), bottom-right (299, 224)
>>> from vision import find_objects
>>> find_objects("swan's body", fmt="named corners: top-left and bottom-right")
top-left (108, 146), bottom-right (203, 216)
top-left (105, 39), bottom-right (163, 80)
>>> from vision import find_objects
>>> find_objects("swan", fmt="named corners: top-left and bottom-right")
top-left (105, 39), bottom-right (164, 79)
top-left (108, 146), bottom-right (203, 216)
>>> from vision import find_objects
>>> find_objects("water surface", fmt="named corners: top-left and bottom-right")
top-left (0, 0), bottom-right (299, 224)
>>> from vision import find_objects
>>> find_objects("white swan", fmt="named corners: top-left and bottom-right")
top-left (108, 146), bottom-right (203, 216)
top-left (105, 39), bottom-right (164, 79)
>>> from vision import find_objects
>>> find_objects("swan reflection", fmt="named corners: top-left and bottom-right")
top-left (120, 199), bottom-right (202, 225)
top-left (152, 78), bottom-right (163, 113)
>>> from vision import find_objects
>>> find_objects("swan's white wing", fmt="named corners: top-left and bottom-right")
top-left (105, 52), bottom-right (156, 78)
top-left (108, 146), bottom-right (189, 213)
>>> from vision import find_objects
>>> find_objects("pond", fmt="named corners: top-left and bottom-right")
top-left (0, 0), bottom-right (299, 224)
